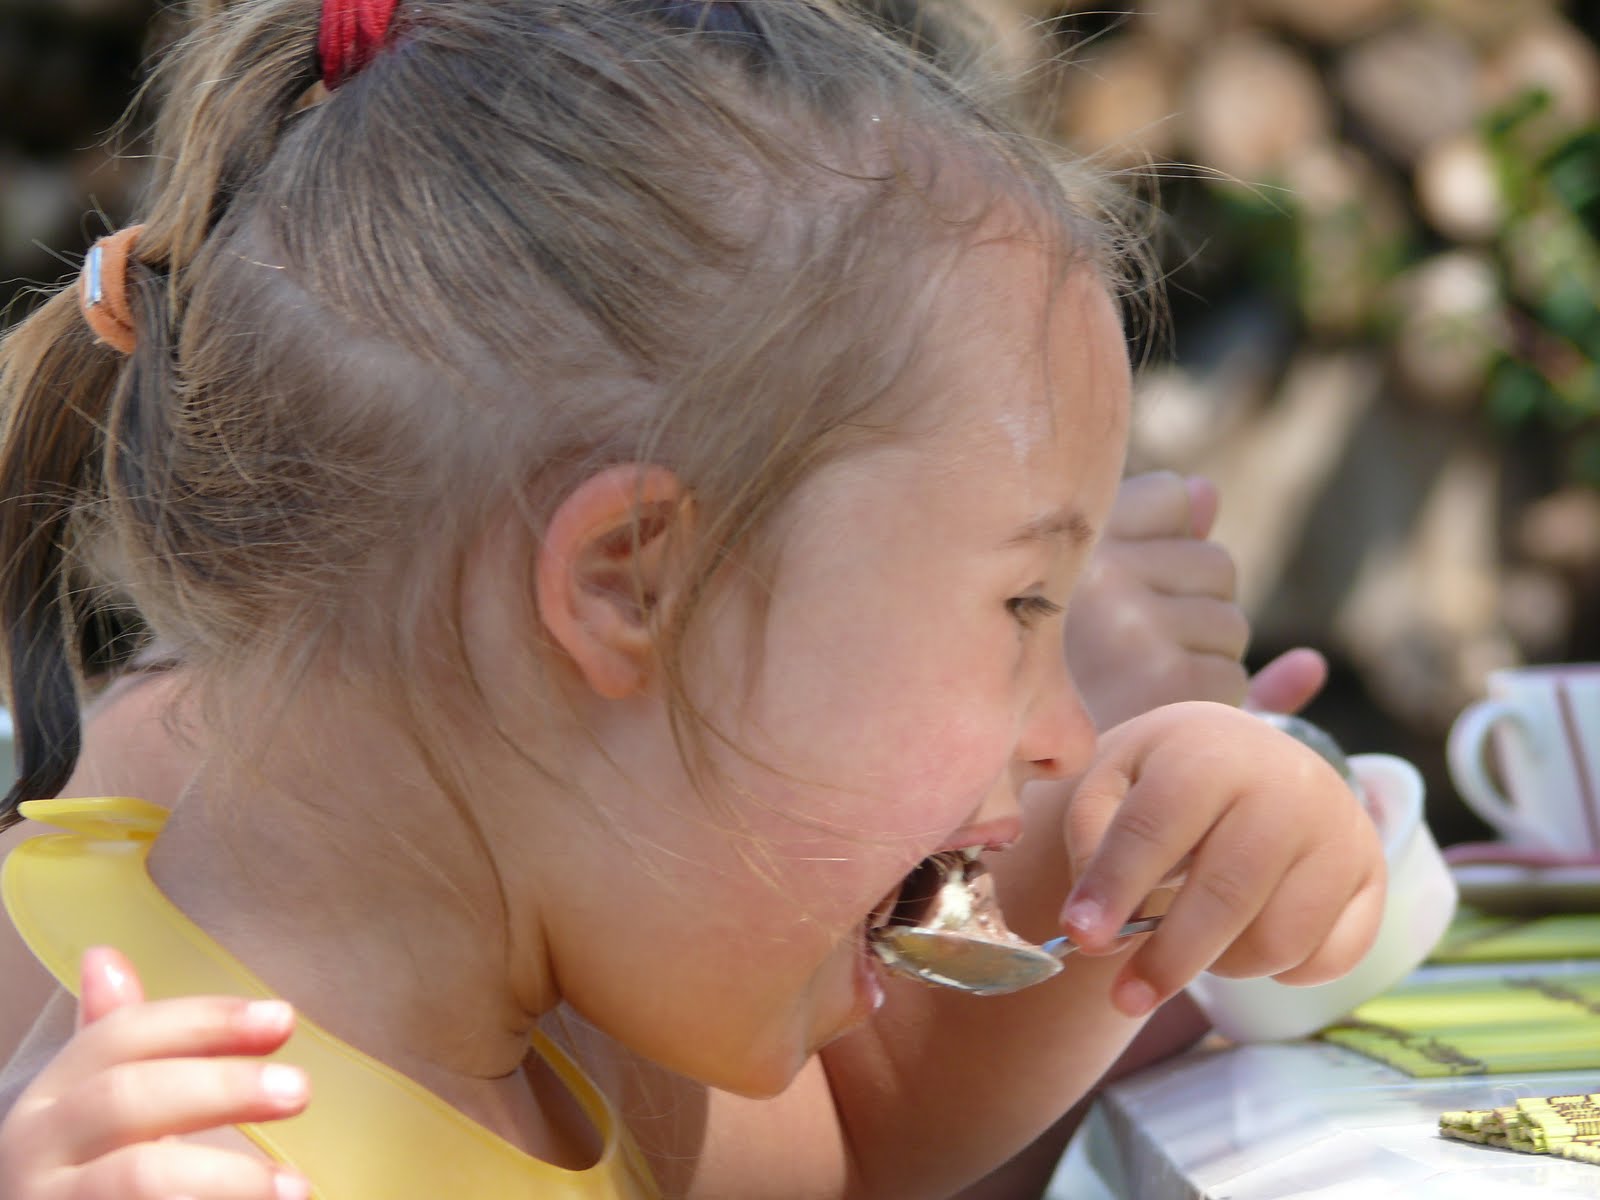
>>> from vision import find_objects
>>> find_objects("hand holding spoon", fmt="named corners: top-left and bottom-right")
top-left (869, 715), bottom-right (1358, 997)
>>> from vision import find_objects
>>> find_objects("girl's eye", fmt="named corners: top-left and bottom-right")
top-left (1006, 594), bottom-right (1064, 628)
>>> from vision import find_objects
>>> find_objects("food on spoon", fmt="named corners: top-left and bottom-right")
top-left (870, 851), bottom-right (1040, 962)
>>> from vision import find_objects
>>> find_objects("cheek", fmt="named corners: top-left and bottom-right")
top-left (890, 646), bottom-right (1026, 756)
top-left (860, 698), bottom-right (1023, 840)
top-left (750, 650), bottom-right (1017, 798)
top-left (890, 709), bottom-right (1016, 795)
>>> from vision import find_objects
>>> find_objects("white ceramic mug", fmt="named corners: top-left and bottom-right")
top-left (1186, 754), bottom-right (1457, 1042)
top-left (1446, 664), bottom-right (1600, 854)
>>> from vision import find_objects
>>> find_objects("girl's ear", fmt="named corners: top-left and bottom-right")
top-left (536, 464), bottom-right (690, 699)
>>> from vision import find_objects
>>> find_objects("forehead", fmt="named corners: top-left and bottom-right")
top-left (765, 240), bottom-right (1131, 572)
top-left (747, 227), bottom-right (1131, 592)
top-left (904, 235), bottom-right (1130, 477)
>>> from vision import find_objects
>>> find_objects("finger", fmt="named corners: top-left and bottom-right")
top-left (72, 1140), bottom-right (308, 1200)
top-left (1098, 537), bottom-right (1238, 601)
top-left (1244, 648), bottom-right (1329, 715)
top-left (1238, 803), bottom-right (1385, 986)
top-left (50, 1057), bottom-right (309, 1165)
top-left (1060, 743), bottom-right (1233, 948)
top-left (1201, 843), bottom-right (1356, 981)
top-left (1138, 594), bottom-right (1250, 660)
top-left (1073, 651), bottom-right (1248, 726)
top-left (1105, 471), bottom-right (1193, 541)
top-left (77, 948), bottom-right (145, 1031)
top-left (1270, 864), bottom-right (1385, 986)
top-left (1180, 653), bottom-right (1251, 711)
top-left (1109, 797), bottom-right (1307, 1014)
top-left (29, 997), bottom-right (294, 1101)
top-left (1185, 475), bottom-right (1219, 539)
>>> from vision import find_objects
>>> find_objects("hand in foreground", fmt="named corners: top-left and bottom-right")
top-left (0, 947), bottom-right (310, 1200)
top-left (1059, 702), bottom-right (1385, 1019)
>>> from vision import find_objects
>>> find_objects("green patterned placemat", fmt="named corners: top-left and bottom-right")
top-left (1321, 970), bottom-right (1600, 1076)
top-left (1431, 911), bottom-right (1600, 963)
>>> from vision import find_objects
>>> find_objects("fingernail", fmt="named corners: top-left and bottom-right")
top-left (1061, 894), bottom-right (1103, 935)
top-left (274, 1172), bottom-right (311, 1200)
top-left (261, 1063), bottom-right (308, 1106)
top-left (101, 955), bottom-right (130, 995)
top-left (1114, 976), bottom-right (1159, 1018)
top-left (243, 999), bottom-right (294, 1037)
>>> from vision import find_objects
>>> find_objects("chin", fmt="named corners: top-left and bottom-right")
top-left (694, 994), bottom-right (859, 1099)
top-left (692, 1036), bottom-right (812, 1100)
top-left (650, 945), bottom-right (876, 1097)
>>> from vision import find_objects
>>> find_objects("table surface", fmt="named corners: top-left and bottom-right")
top-left (1049, 965), bottom-right (1600, 1199)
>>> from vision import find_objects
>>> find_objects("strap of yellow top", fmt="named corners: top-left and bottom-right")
top-left (3, 797), bottom-right (658, 1200)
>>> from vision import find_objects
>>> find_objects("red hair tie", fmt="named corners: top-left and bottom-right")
top-left (78, 226), bottom-right (145, 356)
top-left (319, 0), bottom-right (400, 89)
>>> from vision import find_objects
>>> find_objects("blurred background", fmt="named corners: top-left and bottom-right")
top-left (1, 0), bottom-right (1597, 842)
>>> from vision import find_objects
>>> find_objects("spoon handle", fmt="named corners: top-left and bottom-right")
top-left (1040, 915), bottom-right (1162, 961)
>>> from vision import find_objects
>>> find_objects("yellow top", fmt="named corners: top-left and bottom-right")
top-left (2, 797), bottom-right (659, 1200)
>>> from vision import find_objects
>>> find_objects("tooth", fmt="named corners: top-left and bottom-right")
top-left (961, 845), bottom-right (983, 861)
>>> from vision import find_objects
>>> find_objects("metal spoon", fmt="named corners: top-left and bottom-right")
top-left (868, 853), bottom-right (1160, 997)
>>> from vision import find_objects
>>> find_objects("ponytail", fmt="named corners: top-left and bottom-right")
top-left (0, 290), bottom-right (123, 819)
top-left (0, 0), bottom-right (327, 824)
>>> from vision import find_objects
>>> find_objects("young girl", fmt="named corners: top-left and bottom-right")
top-left (0, 470), bottom-right (1324, 1199)
top-left (0, 2), bottom-right (1381, 1198)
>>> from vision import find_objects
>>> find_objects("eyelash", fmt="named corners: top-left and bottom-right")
top-left (1007, 594), bottom-right (1064, 627)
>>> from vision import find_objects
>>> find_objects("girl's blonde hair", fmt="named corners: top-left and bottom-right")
top-left (0, 0), bottom-right (1131, 826)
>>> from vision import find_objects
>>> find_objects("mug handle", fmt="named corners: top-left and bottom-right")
top-left (1447, 699), bottom-right (1543, 844)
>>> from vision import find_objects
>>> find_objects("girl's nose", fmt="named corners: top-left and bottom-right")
top-left (1016, 664), bottom-right (1097, 783)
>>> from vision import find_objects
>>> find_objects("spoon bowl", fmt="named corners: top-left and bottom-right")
top-left (870, 927), bottom-right (1065, 996)
top-left (872, 917), bottom-right (1163, 996)
top-left (867, 851), bottom-right (1160, 995)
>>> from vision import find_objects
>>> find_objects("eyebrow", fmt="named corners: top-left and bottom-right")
top-left (1007, 507), bottom-right (1096, 548)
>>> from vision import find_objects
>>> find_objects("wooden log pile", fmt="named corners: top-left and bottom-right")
top-left (0, 0), bottom-right (162, 313)
top-left (963, 3), bottom-right (1600, 818)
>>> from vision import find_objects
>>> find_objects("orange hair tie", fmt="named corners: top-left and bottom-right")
top-left (78, 225), bottom-right (145, 356)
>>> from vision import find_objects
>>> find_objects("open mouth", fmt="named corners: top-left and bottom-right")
top-left (866, 850), bottom-right (980, 938)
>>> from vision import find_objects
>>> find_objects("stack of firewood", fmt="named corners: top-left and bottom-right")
top-left (0, 0), bottom-right (164, 312)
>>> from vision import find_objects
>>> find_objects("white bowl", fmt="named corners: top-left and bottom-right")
top-left (1185, 753), bottom-right (1457, 1043)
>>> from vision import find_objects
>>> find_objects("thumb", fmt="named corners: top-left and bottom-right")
top-left (76, 946), bottom-right (145, 1030)
top-left (1244, 648), bottom-right (1329, 715)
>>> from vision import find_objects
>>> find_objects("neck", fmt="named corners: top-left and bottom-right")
top-left (145, 698), bottom-right (563, 1144)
